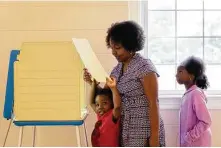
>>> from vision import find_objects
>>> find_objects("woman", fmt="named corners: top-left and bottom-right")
top-left (84, 21), bottom-right (166, 147)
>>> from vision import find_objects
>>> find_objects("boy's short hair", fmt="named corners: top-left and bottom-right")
top-left (95, 88), bottom-right (113, 103)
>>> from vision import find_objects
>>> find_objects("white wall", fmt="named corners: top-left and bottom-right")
top-left (0, 1), bottom-right (128, 146)
top-left (0, 1), bottom-right (221, 147)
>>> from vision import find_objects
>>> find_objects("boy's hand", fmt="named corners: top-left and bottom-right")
top-left (92, 78), bottom-right (100, 87)
top-left (94, 120), bottom-right (102, 128)
top-left (106, 77), bottom-right (117, 89)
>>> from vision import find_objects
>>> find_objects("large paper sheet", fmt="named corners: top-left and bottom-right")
top-left (72, 38), bottom-right (109, 82)
top-left (13, 41), bottom-right (86, 121)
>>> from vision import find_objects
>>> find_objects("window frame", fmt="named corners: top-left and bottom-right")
top-left (138, 0), bottom-right (221, 97)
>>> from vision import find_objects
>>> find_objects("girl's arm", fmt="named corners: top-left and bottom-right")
top-left (184, 91), bottom-right (212, 144)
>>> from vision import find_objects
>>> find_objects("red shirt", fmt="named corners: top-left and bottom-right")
top-left (91, 109), bottom-right (120, 147)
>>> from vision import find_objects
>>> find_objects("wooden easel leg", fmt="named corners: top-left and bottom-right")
top-left (83, 122), bottom-right (88, 147)
top-left (3, 119), bottom-right (12, 147)
top-left (75, 126), bottom-right (81, 147)
top-left (18, 126), bottom-right (23, 147)
top-left (32, 126), bottom-right (36, 147)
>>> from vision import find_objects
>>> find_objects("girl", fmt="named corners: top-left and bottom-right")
top-left (176, 56), bottom-right (212, 147)
top-left (89, 77), bottom-right (121, 147)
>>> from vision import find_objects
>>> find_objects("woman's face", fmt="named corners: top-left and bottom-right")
top-left (109, 40), bottom-right (132, 63)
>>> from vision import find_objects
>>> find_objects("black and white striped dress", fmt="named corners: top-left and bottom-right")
top-left (110, 53), bottom-right (166, 147)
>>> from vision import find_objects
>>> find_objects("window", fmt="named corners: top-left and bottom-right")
top-left (140, 0), bottom-right (221, 95)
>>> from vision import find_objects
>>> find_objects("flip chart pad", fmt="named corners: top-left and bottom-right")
top-left (13, 41), bottom-right (86, 121)
top-left (72, 38), bottom-right (109, 82)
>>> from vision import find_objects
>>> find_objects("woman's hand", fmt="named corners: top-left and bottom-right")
top-left (83, 68), bottom-right (93, 85)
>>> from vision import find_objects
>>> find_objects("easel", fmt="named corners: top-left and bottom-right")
top-left (2, 119), bottom-right (88, 147)
top-left (3, 50), bottom-right (88, 147)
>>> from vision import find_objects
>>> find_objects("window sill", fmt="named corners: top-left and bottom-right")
top-left (159, 95), bottom-right (221, 110)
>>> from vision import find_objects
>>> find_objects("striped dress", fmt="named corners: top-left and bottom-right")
top-left (110, 53), bottom-right (166, 147)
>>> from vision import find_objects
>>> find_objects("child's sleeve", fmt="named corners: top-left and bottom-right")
top-left (184, 91), bottom-right (212, 144)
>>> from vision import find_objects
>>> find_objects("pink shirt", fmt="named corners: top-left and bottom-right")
top-left (91, 109), bottom-right (119, 147)
top-left (179, 85), bottom-right (212, 147)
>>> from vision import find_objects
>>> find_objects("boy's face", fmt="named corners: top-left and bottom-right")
top-left (95, 95), bottom-right (112, 116)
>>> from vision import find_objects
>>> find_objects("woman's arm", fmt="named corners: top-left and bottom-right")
top-left (141, 72), bottom-right (160, 147)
